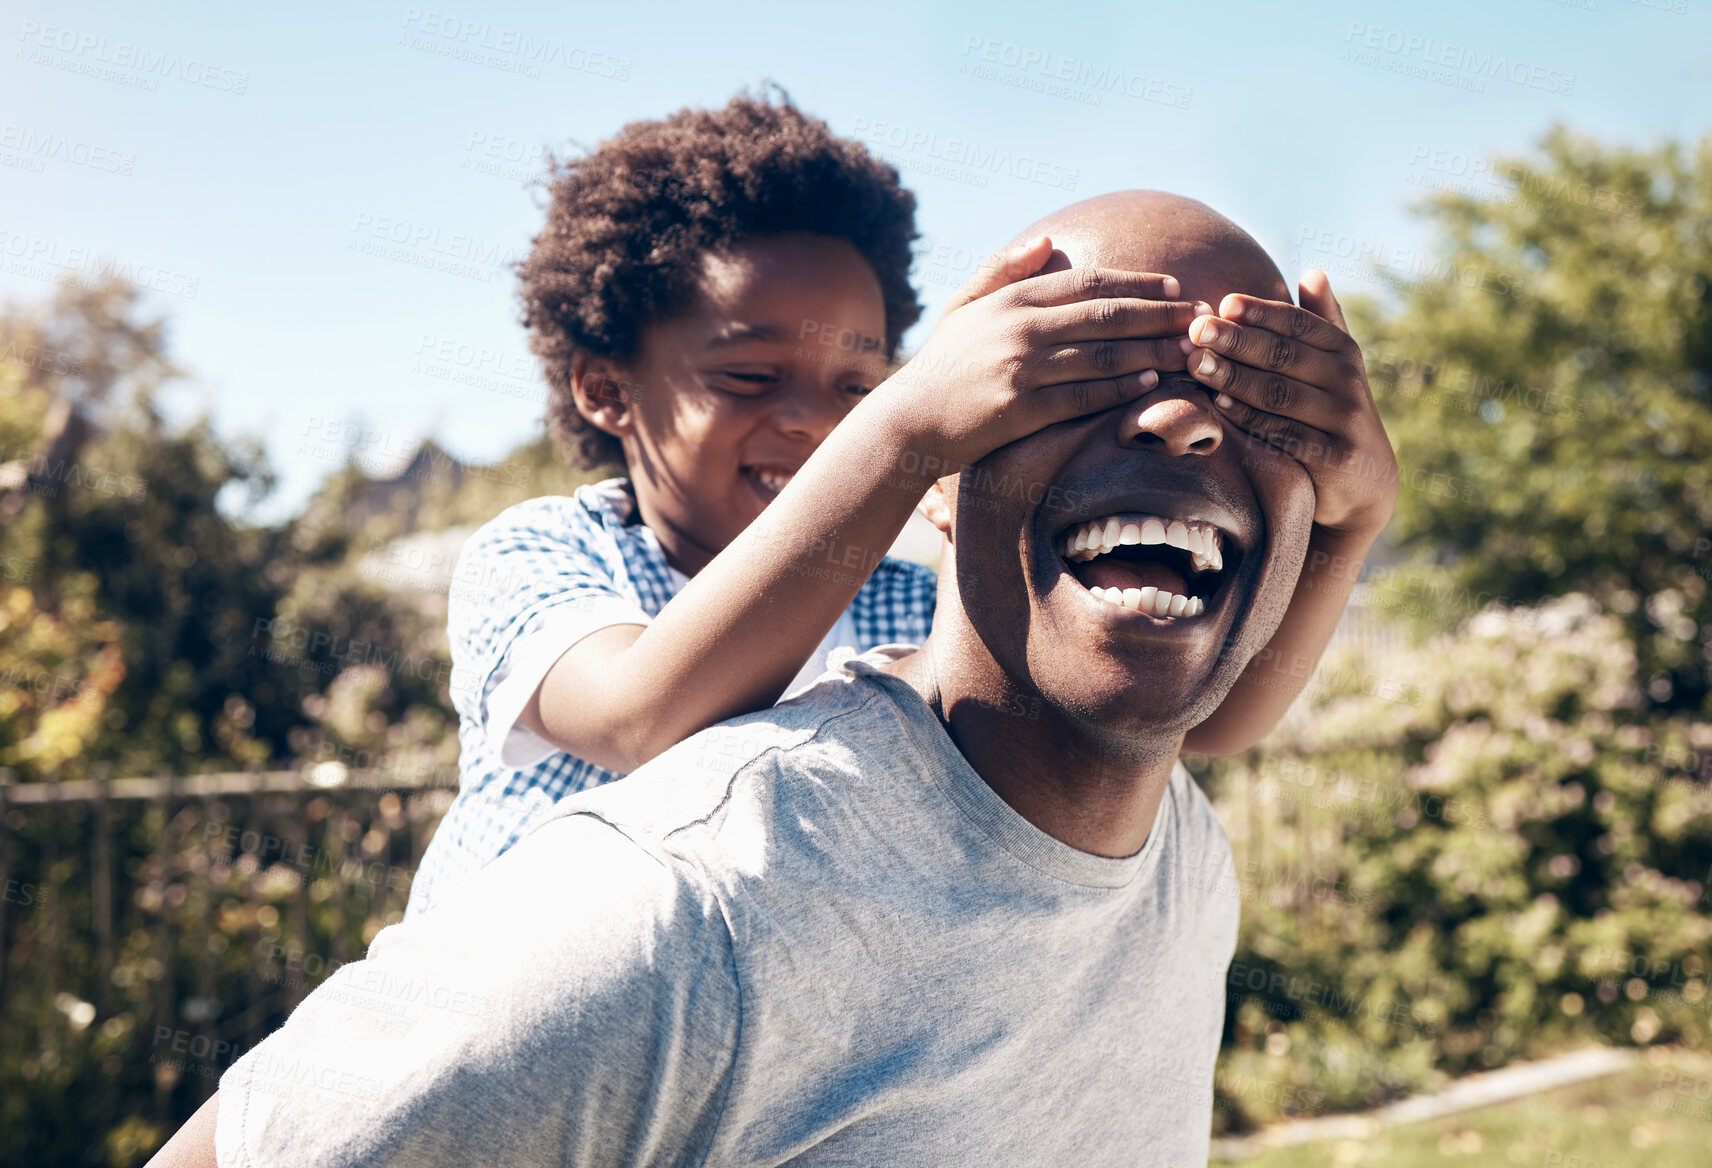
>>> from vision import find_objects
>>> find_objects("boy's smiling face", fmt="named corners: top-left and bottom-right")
top-left (583, 231), bottom-right (888, 574)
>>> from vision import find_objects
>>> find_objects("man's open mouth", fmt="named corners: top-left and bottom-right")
top-left (1059, 512), bottom-right (1236, 618)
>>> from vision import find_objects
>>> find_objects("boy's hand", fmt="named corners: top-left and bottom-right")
top-left (1183, 268), bottom-right (1397, 537)
top-left (878, 235), bottom-right (1205, 474)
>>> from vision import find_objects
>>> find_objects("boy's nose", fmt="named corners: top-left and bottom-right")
top-left (1119, 381), bottom-right (1223, 457)
top-left (769, 382), bottom-right (843, 443)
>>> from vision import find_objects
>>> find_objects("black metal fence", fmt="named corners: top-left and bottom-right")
top-left (0, 762), bottom-right (456, 1165)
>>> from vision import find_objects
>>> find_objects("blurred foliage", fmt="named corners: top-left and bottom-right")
top-left (1205, 595), bottom-right (1712, 1133)
top-left (0, 280), bottom-right (606, 788)
top-left (1353, 126), bottom-right (1712, 713)
top-left (1, 282), bottom-right (286, 779)
top-left (0, 785), bottom-right (449, 1167)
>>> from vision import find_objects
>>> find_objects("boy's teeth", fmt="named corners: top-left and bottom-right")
top-left (1061, 513), bottom-right (1224, 572)
top-left (1086, 585), bottom-right (1205, 617)
top-left (752, 468), bottom-right (793, 493)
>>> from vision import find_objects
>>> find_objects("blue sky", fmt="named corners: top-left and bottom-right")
top-left (3, 0), bottom-right (1708, 522)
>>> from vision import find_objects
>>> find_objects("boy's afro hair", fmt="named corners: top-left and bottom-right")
top-left (519, 91), bottom-right (923, 469)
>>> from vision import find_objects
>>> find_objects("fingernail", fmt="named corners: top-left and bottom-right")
top-left (1196, 351), bottom-right (1218, 376)
top-left (1191, 318), bottom-right (1216, 344)
top-left (1140, 369), bottom-right (1159, 387)
top-left (1215, 393), bottom-right (1234, 409)
top-left (1178, 337), bottom-right (1194, 354)
top-left (1162, 276), bottom-right (1180, 299)
top-left (1194, 301), bottom-right (1214, 317)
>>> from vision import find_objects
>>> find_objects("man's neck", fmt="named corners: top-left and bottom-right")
top-left (885, 621), bottom-right (1185, 860)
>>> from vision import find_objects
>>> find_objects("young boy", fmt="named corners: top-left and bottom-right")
top-left (406, 94), bottom-right (1391, 915)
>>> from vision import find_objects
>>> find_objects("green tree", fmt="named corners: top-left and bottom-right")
top-left (0, 281), bottom-right (286, 778)
top-left (0, 281), bottom-right (471, 1164)
top-left (1358, 127), bottom-right (1712, 713)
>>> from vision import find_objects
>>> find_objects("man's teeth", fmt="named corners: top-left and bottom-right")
top-left (1064, 513), bottom-right (1224, 573)
top-left (751, 468), bottom-right (793, 493)
top-left (1087, 585), bottom-right (1206, 617)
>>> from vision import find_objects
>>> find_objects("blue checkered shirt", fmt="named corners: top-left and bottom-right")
top-left (407, 478), bottom-right (937, 915)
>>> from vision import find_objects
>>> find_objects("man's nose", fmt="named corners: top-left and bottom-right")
top-left (1119, 383), bottom-right (1224, 456)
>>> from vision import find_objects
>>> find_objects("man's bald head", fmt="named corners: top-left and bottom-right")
top-left (1013, 191), bottom-right (1290, 308)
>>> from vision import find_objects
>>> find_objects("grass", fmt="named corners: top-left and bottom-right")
top-left (1226, 1048), bottom-right (1712, 1167)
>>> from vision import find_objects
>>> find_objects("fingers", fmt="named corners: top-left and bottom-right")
top-left (1034, 297), bottom-right (1207, 344)
top-left (1184, 343), bottom-right (1346, 434)
top-left (1030, 369), bottom-right (1160, 426)
top-left (1187, 314), bottom-right (1350, 396)
top-left (1003, 265), bottom-right (1182, 309)
top-left (943, 236), bottom-right (1055, 314)
top-left (1297, 269), bottom-right (1350, 335)
top-left (1214, 388), bottom-right (1395, 523)
top-left (1213, 292), bottom-right (1357, 358)
top-left (1204, 385), bottom-right (1340, 472)
top-left (1034, 335), bottom-right (1191, 384)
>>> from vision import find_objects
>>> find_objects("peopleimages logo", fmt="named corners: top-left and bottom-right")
top-left (0, 123), bottom-right (135, 175)
top-left (15, 21), bottom-right (250, 94)
top-left (957, 36), bottom-right (1193, 109)
top-left (1342, 23), bottom-right (1577, 95)
top-left (848, 117), bottom-right (1080, 191)
top-left (398, 9), bottom-right (631, 80)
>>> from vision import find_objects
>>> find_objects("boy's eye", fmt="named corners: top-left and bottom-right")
top-left (709, 369), bottom-right (777, 396)
top-left (844, 384), bottom-right (874, 397)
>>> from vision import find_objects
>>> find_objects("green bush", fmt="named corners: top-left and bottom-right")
top-left (1204, 593), bottom-right (1712, 1133)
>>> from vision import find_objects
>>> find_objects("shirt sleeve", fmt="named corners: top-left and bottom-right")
top-left (215, 815), bottom-right (740, 1168)
top-left (447, 499), bottom-right (654, 767)
top-left (485, 606), bottom-right (646, 768)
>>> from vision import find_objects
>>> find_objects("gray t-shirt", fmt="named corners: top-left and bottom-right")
top-left (216, 650), bottom-right (1239, 1167)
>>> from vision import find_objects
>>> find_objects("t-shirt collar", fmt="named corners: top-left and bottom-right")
top-left (833, 649), bottom-right (1171, 890)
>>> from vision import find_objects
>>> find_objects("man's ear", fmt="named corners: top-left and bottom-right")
top-left (568, 351), bottom-right (638, 440)
top-left (916, 477), bottom-right (955, 538)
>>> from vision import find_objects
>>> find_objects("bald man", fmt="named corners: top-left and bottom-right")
top-left (153, 193), bottom-right (1395, 1168)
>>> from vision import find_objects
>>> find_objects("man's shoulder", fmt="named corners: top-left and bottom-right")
top-left (1166, 762), bottom-right (1231, 853)
top-left (1159, 762), bottom-right (1240, 946)
top-left (537, 662), bottom-right (897, 850)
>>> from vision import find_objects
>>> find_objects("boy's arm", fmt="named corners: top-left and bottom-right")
top-left (528, 239), bottom-right (1203, 773)
top-left (1184, 524), bottom-right (1381, 753)
top-left (1181, 269), bottom-right (1398, 755)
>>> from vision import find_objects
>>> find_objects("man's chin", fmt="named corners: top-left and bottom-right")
top-left (1024, 651), bottom-right (1236, 740)
top-left (1025, 584), bottom-right (1265, 733)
